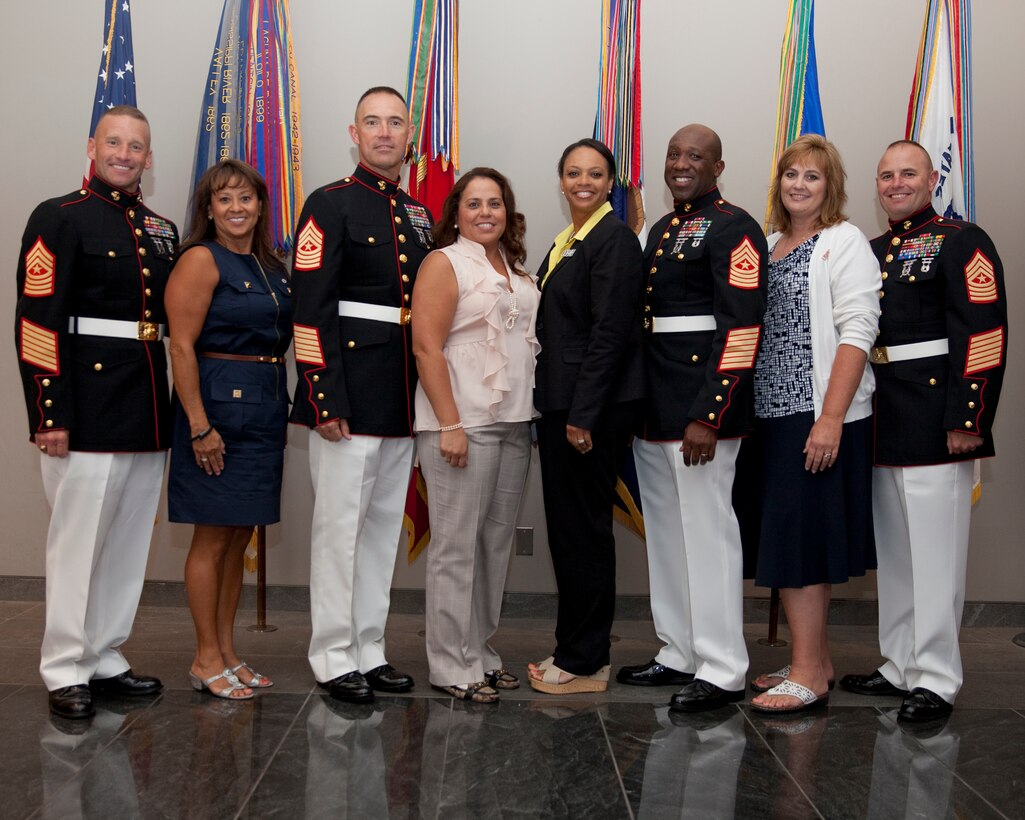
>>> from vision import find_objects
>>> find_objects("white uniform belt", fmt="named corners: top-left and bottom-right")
top-left (338, 300), bottom-right (411, 326)
top-left (871, 338), bottom-right (949, 364)
top-left (68, 317), bottom-right (165, 341)
top-left (651, 314), bottom-right (716, 334)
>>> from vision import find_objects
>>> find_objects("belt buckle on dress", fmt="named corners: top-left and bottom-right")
top-left (137, 321), bottom-right (159, 341)
top-left (870, 346), bottom-right (889, 364)
top-left (399, 307), bottom-right (412, 326)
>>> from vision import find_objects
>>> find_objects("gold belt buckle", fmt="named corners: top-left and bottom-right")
top-left (137, 321), bottom-right (159, 341)
top-left (399, 307), bottom-right (412, 326)
top-left (870, 346), bottom-right (889, 364)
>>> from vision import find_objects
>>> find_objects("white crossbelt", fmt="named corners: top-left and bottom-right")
top-left (871, 338), bottom-right (949, 364)
top-left (67, 317), bottom-right (165, 341)
top-left (338, 300), bottom-right (410, 325)
top-left (651, 314), bottom-right (716, 334)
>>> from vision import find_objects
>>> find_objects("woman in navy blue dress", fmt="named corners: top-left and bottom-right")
top-left (166, 160), bottom-right (292, 699)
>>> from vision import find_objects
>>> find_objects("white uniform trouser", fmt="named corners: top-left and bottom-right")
top-left (39, 451), bottom-right (165, 691)
top-left (308, 432), bottom-right (415, 682)
top-left (873, 462), bottom-right (972, 702)
top-left (633, 438), bottom-right (748, 690)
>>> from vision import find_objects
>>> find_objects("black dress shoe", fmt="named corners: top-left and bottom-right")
top-left (898, 688), bottom-right (953, 722)
top-left (319, 671), bottom-right (374, 703)
top-left (49, 685), bottom-right (95, 719)
top-left (616, 659), bottom-right (694, 687)
top-left (364, 664), bottom-right (414, 693)
top-left (90, 670), bottom-right (163, 697)
top-left (838, 670), bottom-right (906, 697)
top-left (668, 679), bottom-right (745, 713)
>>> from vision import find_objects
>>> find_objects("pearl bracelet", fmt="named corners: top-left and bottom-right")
top-left (439, 422), bottom-right (464, 432)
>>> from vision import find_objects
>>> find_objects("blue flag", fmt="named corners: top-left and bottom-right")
top-left (89, 0), bottom-right (138, 136)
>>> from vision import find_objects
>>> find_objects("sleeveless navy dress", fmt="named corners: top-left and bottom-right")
top-left (168, 241), bottom-right (292, 525)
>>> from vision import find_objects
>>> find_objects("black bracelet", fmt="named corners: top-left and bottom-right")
top-left (191, 426), bottom-right (212, 442)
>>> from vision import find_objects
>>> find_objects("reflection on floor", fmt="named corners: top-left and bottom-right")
top-left (1, 601), bottom-right (1023, 819)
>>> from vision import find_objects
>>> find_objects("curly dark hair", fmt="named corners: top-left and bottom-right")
top-left (181, 159), bottom-right (284, 274)
top-left (431, 167), bottom-right (528, 274)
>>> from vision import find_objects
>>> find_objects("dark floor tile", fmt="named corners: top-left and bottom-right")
top-left (0, 683), bottom-right (25, 704)
top-left (750, 705), bottom-right (1005, 820)
top-left (602, 701), bottom-right (816, 819)
top-left (0, 647), bottom-right (47, 686)
top-left (0, 601), bottom-right (44, 622)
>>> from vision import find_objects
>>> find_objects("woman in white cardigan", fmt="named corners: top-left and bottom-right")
top-left (747, 135), bottom-right (881, 714)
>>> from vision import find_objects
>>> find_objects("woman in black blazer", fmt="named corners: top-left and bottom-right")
top-left (528, 138), bottom-right (645, 694)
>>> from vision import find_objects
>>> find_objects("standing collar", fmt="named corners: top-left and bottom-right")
top-left (888, 204), bottom-right (938, 235)
top-left (87, 175), bottom-right (142, 208)
top-left (352, 163), bottom-right (400, 196)
top-left (674, 186), bottom-right (721, 216)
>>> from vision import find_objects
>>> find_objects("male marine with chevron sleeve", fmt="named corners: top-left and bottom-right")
top-left (840, 140), bottom-right (1007, 722)
top-left (619, 124), bottom-right (767, 712)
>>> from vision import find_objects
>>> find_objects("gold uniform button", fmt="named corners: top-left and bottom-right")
top-left (45, 419), bottom-right (54, 427)
top-left (404, 293), bottom-right (410, 303)
top-left (965, 421), bottom-right (973, 429)
top-left (94, 363), bottom-right (103, 371)
top-left (312, 375), bottom-right (320, 382)
top-left (937, 217), bottom-right (945, 223)
top-left (135, 228), bottom-right (143, 236)
top-left (885, 254), bottom-right (893, 263)
top-left (671, 218), bottom-right (680, 227)
top-left (968, 401), bottom-right (976, 409)
top-left (650, 267), bottom-right (657, 274)
top-left (663, 232), bottom-right (670, 240)
top-left (80, 189), bottom-right (87, 195)
top-left (344, 177), bottom-right (352, 183)
top-left (656, 249), bottom-right (663, 257)
top-left (144, 310), bottom-right (152, 318)
top-left (398, 234), bottom-right (406, 243)
top-left (881, 272), bottom-right (888, 280)
top-left (368, 237), bottom-right (376, 244)
top-left (970, 383), bottom-right (979, 391)
top-left (677, 253), bottom-right (684, 260)
top-left (722, 379), bottom-right (729, 386)
top-left (144, 288), bottom-right (152, 296)
top-left (879, 291), bottom-right (885, 299)
top-left (321, 410), bottom-right (330, 418)
top-left (717, 199), bottom-right (724, 204)
top-left (391, 198), bottom-right (397, 206)
top-left (44, 399), bottom-right (52, 407)
top-left (646, 286), bottom-right (653, 293)
top-left (399, 254), bottom-right (408, 263)
top-left (909, 275), bottom-right (916, 282)
top-left (107, 250), bottom-right (116, 257)
top-left (42, 378), bottom-right (51, 387)
top-left (402, 274), bottom-right (410, 283)
top-left (347, 340), bottom-right (356, 349)
top-left (691, 355), bottom-right (699, 362)
top-left (929, 378), bottom-right (937, 386)
top-left (317, 392), bottom-right (325, 400)
top-left (394, 217), bottom-right (402, 224)
top-left (142, 267), bottom-right (151, 277)
top-left (128, 209), bottom-right (135, 218)
top-left (139, 248), bottom-right (147, 256)
top-left (644, 305), bottom-right (651, 313)
top-left (715, 395), bottom-right (723, 402)
top-left (707, 412), bottom-right (715, 420)
top-left (891, 237), bottom-right (900, 247)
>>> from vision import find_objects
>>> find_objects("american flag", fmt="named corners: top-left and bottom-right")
top-left (89, 0), bottom-right (137, 137)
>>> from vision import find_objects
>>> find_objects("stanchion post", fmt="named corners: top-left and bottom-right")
top-left (757, 588), bottom-right (787, 647)
top-left (247, 525), bottom-right (277, 633)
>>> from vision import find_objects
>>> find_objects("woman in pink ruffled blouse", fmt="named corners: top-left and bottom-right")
top-left (411, 167), bottom-right (540, 703)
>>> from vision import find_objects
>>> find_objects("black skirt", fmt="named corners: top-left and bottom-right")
top-left (746, 411), bottom-right (876, 588)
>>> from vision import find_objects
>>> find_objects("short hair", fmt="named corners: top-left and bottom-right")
top-left (181, 159), bottom-right (284, 274)
top-left (882, 139), bottom-right (933, 169)
top-left (557, 138), bottom-right (617, 182)
top-left (355, 86), bottom-right (407, 118)
top-left (769, 134), bottom-right (848, 233)
top-left (432, 167), bottom-right (528, 274)
top-left (93, 105), bottom-right (149, 138)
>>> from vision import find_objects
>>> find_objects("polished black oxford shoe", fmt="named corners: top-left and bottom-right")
top-left (49, 685), bottom-right (95, 719)
top-left (668, 679), bottom-right (745, 713)
top-left (319, 671), bottom-right (374, 703)
top-left (838, 670), bottom-right (907, 697)
top-left (616, 659), bottom-right (694, 687)
top-left (898, 687), bottom-right (953, 722)
top-left (364, 664), bottom-right (414, 693)
top-left (90, 670), bottom-right (163, 697)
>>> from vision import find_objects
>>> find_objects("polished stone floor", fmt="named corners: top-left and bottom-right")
top-left (2, 599), bottom-right (1024, 819)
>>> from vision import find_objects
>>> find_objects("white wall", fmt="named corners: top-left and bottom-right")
top-left (1, 1), bottom-right (1022, 600)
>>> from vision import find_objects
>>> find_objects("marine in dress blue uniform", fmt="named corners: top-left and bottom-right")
top-left (289, 88), bottom-right (432, 702)
top-left (625, 125), bottom-right (767, 712)
top-left (14, 108), bottom-right (176, 718)
top-left (841, 141), bottom-right (1007, 722)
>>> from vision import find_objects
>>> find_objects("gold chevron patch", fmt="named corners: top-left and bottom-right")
top-left (20, 318), bottom-right (58, 372)
top-left (728, 236), bottom-right (760, 289)
top-left (293, 323), bottom-right (325, 366)
top-left (964, 250), bottom-right (997, 304)
top-left (964, 327), bottom-right (1003, 374)
top-left (720, 325), bottom-right (761, 370)
top-left (23, 237), bottom-right (55, 297)
top-left (294, 218), bottom-right (325, 271)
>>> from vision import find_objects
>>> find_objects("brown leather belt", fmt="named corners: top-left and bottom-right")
top-left (201, 352), bottom-right (284, 364)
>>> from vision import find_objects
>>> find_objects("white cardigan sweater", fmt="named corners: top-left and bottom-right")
top-left (767, 220), bottom-right (881, 422)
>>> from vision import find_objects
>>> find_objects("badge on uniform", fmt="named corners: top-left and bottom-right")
top-left (897, 233), bottom-right (944, 277)
top-left (672, 218), bottom-right (712, 254)
top-left (404, 204), bottom-right (433, 247)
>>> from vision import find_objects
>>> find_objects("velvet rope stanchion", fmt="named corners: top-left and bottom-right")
top-left (246, 526), bottom-right (278, 633)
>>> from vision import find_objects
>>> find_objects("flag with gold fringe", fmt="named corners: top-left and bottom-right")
top-left (594, 0), bottom-right (645, 238)
top-left (765, 0), bottom-right (825, 228)
top-left (405, 0), bottom-right (459, 220)
top-left (86, 0), bottom-right (138, 180)
top-left (906, 0), bottom-right (981, 502)
top-left (189, 0), bottom-right (303, 253)
top-left (593, 0), bottom-right (645, 540)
